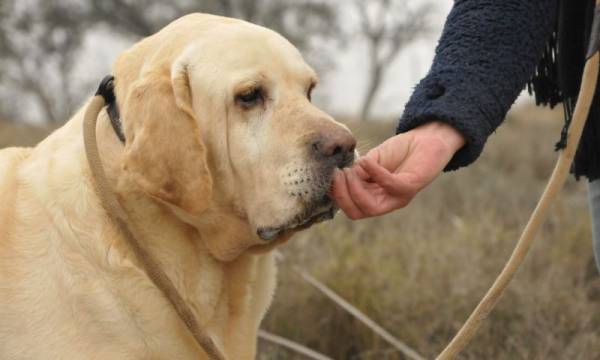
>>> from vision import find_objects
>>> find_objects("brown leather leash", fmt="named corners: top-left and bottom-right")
top-left (82, 82), bottom-right (226, 360)
top-left (436, 3), bottom-right (600, 358)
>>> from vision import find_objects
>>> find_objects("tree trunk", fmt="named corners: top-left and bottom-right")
top-left (360, 60), bottom-right (383, 121)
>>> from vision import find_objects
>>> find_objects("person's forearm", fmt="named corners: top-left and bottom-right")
top-left (398, 0), bottom-right (558, 171)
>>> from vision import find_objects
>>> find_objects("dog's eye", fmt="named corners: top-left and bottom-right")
top-left (236, 88), bottom-right (263, 107)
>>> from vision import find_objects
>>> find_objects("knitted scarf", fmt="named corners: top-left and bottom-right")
top-left (527, 0), bottom-right (600, 180)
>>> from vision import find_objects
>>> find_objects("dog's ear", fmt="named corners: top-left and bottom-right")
top-left (121, 62), bottom-right (213, 216)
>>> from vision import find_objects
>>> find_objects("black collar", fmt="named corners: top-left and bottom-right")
top-left (96, 75), bottom-right (126, 143)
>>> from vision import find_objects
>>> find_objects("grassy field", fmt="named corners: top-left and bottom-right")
top-left (2, 105), bottom-right (599, 359)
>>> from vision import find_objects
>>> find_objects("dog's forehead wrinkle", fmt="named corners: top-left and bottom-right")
top-left (200, 27), bottom-right (308, 78)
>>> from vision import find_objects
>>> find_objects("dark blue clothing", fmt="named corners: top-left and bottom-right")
top-left (398, 1), bottom-right (559, 171)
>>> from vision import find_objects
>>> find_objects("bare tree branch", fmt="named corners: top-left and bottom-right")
top-left (356, 0), bottom-right (434, 120)
top-left (0, 0), bottom-right (88, 122)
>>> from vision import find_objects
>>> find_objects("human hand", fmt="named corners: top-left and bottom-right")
top-left (332, 121), bottom-right (465, 219)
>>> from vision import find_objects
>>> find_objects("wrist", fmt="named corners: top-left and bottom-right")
top-left (414, 121), bottom-right (465, 153)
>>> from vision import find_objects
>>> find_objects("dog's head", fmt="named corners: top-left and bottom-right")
top-left (113, 14), bottom-right (356, 260)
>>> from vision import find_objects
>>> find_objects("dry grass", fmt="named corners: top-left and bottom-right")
top-left (2, 105), bottom-right (599, 359)
top-left (0, 121), bottom-right (58, 148)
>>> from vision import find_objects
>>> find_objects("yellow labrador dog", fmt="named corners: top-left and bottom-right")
top-left (0, 14), bottom-right (355, 359)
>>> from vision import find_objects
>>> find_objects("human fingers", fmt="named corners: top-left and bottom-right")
top-left (359, 157), bottom-right (419, 197)
top-left (346, 168), bottom-right (412, 216)
top-left (331, 169), bottom-right (365, 220)
top-left (344, 168), bottom-right (381, 217)
top-left (352, 162), bottom-right (370, 180)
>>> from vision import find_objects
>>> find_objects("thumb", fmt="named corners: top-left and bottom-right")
top-left (364, 134), bottom-right (411, 173)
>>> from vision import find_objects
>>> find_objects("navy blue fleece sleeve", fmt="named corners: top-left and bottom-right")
top-left (397, 0), bottom-right (557, 171)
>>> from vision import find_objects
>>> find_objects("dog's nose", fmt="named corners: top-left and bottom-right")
top-left (311, 128), bottom-right (356, 167)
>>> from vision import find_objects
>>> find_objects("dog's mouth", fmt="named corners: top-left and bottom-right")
top-left (257, 194), bottom-right (337, 241)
